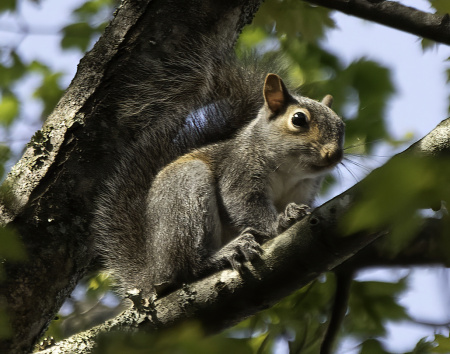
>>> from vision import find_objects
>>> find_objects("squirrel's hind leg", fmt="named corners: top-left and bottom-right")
top-left (147, 158), bottom-right (223, 295)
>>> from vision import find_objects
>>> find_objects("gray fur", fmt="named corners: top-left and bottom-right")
top-left (94, 64), bottom-right (344, 298)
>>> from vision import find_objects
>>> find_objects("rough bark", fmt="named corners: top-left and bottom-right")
top-left (0, 0), bottom-right (262, 353)
top-left (305, 0), bottom-right (450, 45)
top-left (39, 118), bottom-right (450, 354)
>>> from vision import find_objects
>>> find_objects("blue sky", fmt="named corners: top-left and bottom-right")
top-left (1, 0), bottom-right (450, 352)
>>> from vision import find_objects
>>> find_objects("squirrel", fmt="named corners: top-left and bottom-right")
top-left (93, 49), bottom-right (345, 299)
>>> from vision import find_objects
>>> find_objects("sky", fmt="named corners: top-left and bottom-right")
top-left (1, 0), bottom-right (450, 352)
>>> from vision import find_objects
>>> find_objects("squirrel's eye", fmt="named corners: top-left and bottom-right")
top-left (292, 112), bottom-right (308, 127)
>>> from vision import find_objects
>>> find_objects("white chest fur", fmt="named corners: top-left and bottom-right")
top-left (268, 165), bottom-right (320, 213)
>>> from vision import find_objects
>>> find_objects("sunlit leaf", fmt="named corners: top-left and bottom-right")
top-left (236, 27), bottom-right (270, 54)
top-left (86, 272), bottom-right (114, 300)
top-left (0, 94), bottom-right (19, 126)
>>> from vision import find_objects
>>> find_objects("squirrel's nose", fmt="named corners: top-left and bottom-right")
top-left (322, 144), bottom-right (343, 165)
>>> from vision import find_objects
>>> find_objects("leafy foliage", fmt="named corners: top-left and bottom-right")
top-left (29, 61), bottom-right (65, 117)
top-left (432, 334), bottom-right (450, 353)
top-left (343, 155), bottom-right (450, 256)
top-left (95, 322), bottom-right (254, 354)
top-left (0, 94), bottom-right (19, 127)
top-left (347, 279), bottom-right (410, 337)
top-left (61, 0), bottom-right (115, 52)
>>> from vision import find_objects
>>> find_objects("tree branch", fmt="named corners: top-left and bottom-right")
top-left (338, 217), bottom-right (450, 273)
top-left (304, 0), bottom-right (450, 45)
top-left (39, 118), bottom-right (450, 354)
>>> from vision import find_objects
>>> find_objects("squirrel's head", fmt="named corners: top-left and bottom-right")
top-left (263, 73), bottom-right (345, 176)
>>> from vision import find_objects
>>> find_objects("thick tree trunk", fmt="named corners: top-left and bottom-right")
top-left (0, 1), bottom-right (262, 352)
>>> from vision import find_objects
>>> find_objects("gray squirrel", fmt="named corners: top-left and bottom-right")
top-left (94, 55), bottom-right (345, 299)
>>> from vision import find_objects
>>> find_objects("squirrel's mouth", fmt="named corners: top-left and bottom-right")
top-left (310, 162), bottom-right (335, 173)
top-left (310, 152), bottom-right (343, 172)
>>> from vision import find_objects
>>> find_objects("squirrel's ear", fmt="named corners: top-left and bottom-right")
top-left (321, 94), bottom-right (333, 108)
top-left (264, 73), bottom-right (288, 114)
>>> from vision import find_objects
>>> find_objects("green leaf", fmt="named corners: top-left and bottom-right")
top-left (236, 27), bottom-right (270, 52)
top-left (406, 337), bottom-right (434, 353)
top-left (340, 59), bottom-right (395, 149)
top-left (0, 94), bottom-right (19, 126)
top-left (341, 155), bottom-right (450, 256)
top-left (74, 0), bottom-right (115, 18)
top-left (0, 0), bottom-right (15, 12)
top-left (0, 309), bottom-right (11, 339)
top-left (94, 322), bottom-right (253, 354)
top-left (0, 226), bottom-right (26, 283)
top-left (421, 38), bottom-right (438, 52)
top-left (33, 73), bottom-right (64, 117)
top-left (0, 145), bottom-right (11, 179)
top-left (86, 272), bottom-right (113, 300)
top-left (430, 0), bottom-right (450, 14)
top-left (252, 0), bottom-right (335, 43)
top-left (228, 278), bottom-right (335, 353)
top-left (408, 338), bottom-right (434, 353)
top-left (40, 316), bottom-right (64, 342)
top-left (0, 51), bottom-right (27, 88)
top-left (432, 334), bottom-right (450, 353)
top-left (359, 339), bottom-right (391, 354)
top-left (61, 22), bottom-right (96, 52)
top-left (347, 279), bottom-right (409, 338)
top-left (28, 60), bottom-right (51, 74)
top-left (0, 226), bottom-right (27, 262)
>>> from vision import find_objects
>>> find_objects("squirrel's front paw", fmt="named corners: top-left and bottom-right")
top-left (222, 232), bottom-right (263, 272)
top-left (277, 203), bottom-right (311, 233)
